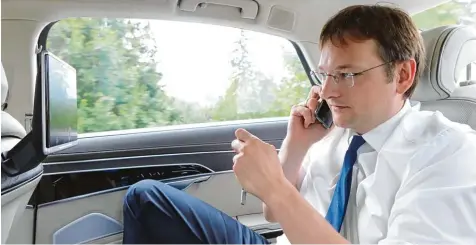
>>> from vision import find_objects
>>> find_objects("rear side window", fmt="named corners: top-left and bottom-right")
top-left (412, 0), bottom-right (475, 30)
top-left (47, 18), bottom-right (311, 134)
top-left (413, 0), bottom-right (476, 86)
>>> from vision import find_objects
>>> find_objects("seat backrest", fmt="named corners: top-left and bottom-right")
top-left (1, 62), bottom-right (43, 244)
top-left (412, 25), bottom-right (476, 129)
top-left (1, 62), bottom-right (27, 152)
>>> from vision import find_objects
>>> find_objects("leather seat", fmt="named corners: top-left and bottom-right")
top-left (1, 62), bottom-right (43, 244)
top-left (412, 25), bottom-right (476, 128)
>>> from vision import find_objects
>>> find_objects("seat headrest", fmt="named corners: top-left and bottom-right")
top-left (1, 62), bottom-right (8, 107)
top-left (1, 111), bottom-right (27, 139)
top-left (412, 25), bottom-right (476, 102)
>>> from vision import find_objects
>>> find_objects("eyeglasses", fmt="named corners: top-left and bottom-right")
top-left (310, 61), bottom-right (392, 88)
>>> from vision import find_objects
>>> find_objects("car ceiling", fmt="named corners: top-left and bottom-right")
top-left (2, 0), bottom-right (448, 43)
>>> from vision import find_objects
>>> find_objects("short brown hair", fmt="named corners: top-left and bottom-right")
top-left (319, 4), bottom-right (425, 98)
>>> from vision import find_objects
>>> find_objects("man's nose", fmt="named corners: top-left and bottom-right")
top-left (320, 77), bottom-right (340, 100)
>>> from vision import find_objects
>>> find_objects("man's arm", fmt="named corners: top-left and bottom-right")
top-left (264, 132), bottom-right (476, 245)
top-left (265, 179), bottom-right (349, 244)
top-left (262, 136), bottom-right (309, 222)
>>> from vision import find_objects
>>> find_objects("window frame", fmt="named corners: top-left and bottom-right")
top-left (38, 19), bottom-right (315, 135)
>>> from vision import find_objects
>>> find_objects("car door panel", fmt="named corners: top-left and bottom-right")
top-left (35, 187), bottom-right (127, 244)
top-left (18, 120), bottom-right (288, 244)
top-left (5, 206), bottom-right (35, 244)
top-left (34, 171), bottom-right (275, 244)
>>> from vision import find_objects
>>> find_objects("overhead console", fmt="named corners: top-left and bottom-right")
top-left (31, 164), bottom-right (213, 206)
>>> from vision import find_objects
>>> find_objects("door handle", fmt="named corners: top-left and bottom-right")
top-left (165, 175), bottom-right (211, 190)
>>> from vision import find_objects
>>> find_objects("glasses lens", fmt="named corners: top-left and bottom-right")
top-left (316, 73), bottom-right (328, 85)
top-left (343, 75), bottom-right (354, 87)
top-left (311, 71), bottom-right (355, 87)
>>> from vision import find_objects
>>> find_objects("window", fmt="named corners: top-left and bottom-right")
top-left (413, 0), bottom-right (476, 86)
top-left (47, 19), bottom-right (311, 134)
top-left (412, 0), bottom-right (475, 31)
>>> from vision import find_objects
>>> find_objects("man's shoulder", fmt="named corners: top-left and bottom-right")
top-left (398, 109), bottom-right (475, 145)
top-left (389, 109), bottom-right (476, 173)
top-left (378, 108), bottom-right (474, 160)
top-left (384, 110), bottom-right (476, 189)
top-left (394, 110), bottom-right (476, 192)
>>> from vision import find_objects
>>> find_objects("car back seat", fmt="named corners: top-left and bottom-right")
top-left (412, 25), bottom-right (476, 129)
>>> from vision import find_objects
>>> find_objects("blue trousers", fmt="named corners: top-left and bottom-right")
top-left (122, 179), bottom-right (271, 244)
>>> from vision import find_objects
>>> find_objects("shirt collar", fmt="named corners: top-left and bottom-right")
top-left (348, 99), bottom-right (413, 151)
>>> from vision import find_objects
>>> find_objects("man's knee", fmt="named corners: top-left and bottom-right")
top-left (124, 179), bottom-right (168, 212)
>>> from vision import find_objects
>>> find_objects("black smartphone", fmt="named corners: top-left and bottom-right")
top-left (315, 100), bottom-right (333, 129)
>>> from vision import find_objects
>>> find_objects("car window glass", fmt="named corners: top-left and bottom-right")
top-left (47, 19), bottom-right (311, 134)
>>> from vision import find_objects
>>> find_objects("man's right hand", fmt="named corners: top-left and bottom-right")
top-left (263, 86), bottom-right (333, 222)
top-left (287, 85), bottom-right (333, 148)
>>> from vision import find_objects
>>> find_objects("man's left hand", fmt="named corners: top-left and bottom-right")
top-left (231, 128), bottom-right (286, 202)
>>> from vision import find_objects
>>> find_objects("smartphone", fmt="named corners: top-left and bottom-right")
top-left (315, 100), bottom-right (333, 129)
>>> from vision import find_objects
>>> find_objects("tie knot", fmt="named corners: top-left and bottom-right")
top-left (349, 135), bottom-right (365, 152)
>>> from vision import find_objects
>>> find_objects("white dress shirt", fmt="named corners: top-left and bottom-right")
top-left (276, 100), bottom-right (476, 244)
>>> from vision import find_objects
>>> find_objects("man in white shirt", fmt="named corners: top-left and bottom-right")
top-left (122, 4), bottom-right (476, 244)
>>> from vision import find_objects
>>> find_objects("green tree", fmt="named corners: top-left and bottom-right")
top-left (210, 30), bottom-right (287, 121)
top-left (269, 50), bottom-right (309, 116)
top-left (48, 18), bottom-right (183, 133)
top-left (48, 18), bottom-right (311, 132)
top-left (412, 1), bottom-right (474, 30)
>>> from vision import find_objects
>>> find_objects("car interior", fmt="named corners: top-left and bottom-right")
top-left (1, 0), bottom-right (476, 244)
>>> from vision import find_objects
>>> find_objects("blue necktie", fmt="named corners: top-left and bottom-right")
top-left (325, 135), bottom-right (366, 232)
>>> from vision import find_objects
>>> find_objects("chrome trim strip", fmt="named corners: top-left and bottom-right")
top-left (173, 175), bottom-right (211, 190)
top-left (42, 162), bottom-right (214, 176)
top-left (181, 170), bottom-right (234, 192)
top-left (45, 150), bottom-right (240, 165)
top-left (78, 117), bottom-right (289, 138)
top-left (50, 141), bottom-right (249, 157)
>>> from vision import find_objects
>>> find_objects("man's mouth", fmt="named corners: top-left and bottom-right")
top-left (330, 105), bottom-right (349, 111)
top-left (330, 104), bottom-right (349, 108)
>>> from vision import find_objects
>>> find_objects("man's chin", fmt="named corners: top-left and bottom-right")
top-left (332, 117), bottom-right (352, 129)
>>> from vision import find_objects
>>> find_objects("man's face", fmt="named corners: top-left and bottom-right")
top-left (318, 38), bottom-right (404, 134)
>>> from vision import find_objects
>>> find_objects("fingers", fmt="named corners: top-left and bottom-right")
top-left (231, 139), bottom-right (243, 153)
top-left (298, 85), bottom-right (321, 113)
top-left (307, 85), bottom-right (322, 101)
top-left (232, 153), bottom-right (242, 164)
top-left (291, 85), bottom-right (322, 128)
top-left (291, 104), bottom-right (315, 128)
top-left (232, 129), bottom-right (257, 153)
top-left (307, 97), bottom-right (319, 113)
top-left (235, 128), bottom-right (256, 143)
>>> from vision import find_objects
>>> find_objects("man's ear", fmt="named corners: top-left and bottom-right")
top-left (395, 59), bottom-right (416, 96)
